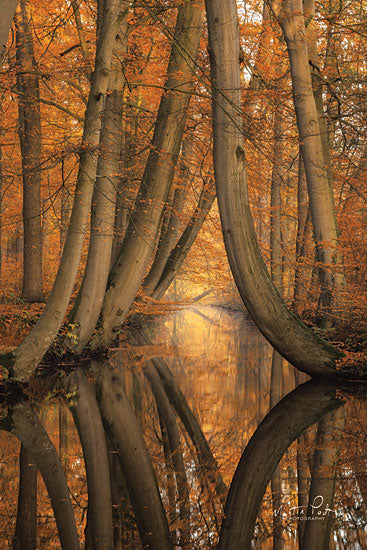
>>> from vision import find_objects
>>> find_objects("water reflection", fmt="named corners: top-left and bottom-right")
top-left (0, 306), bottom-right (365, 549)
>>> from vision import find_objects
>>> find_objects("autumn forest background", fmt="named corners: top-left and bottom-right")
top-left (0, 0), bottom-right (366, 548)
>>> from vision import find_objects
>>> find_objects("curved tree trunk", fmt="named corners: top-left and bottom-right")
top-left (91, 0), bottom-right (204, 349)
top-left (151, 180), bottom-right (215, 301)
top-left (68, 369), bottom-right (114, 550)
top-left (1, 402), bottom-right (80, 550)
top-left (131, 328), bottom-right (227, 502)
top-left (1, 0), bottom-right (121, 382)
top-left (92, 360), bottom-right (173, 550)
top-left (204, 0), bottom-right (346, 379)
top-left (217, 381), bottom-right (344, 550)
top-left (70, 6), bottom-right (130, 352)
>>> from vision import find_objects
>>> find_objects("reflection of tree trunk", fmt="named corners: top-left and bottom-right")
top-left (131, 328), bottom-right (227, 502)
top-left (296, 432), bottom-right (310, 546)
top-left (204, 0), bottom-right (343, 379)
top-left (92, 0), bottom-right (204, 349)
top-left (217, 381), bottom-right (343, 550)
top-left (92, 360), bottom-right (172, 550)
top-left (2, 402), bottom-right (80, 549)
top-left (13, 444), bottom-right (37, 550)
top-left (144, 362), bottom-right (190, 547)
top-left (16, 0), bottom-right (43, 303)
top-left (58, 405), bottom-right (69, 471)
top-left (68, 369), bottom-right (113, 550)
top-left (302, 410), bottom-right (344, 550)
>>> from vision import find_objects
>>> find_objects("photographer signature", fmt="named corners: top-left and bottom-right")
top-left (274, 495), bottom-right (338, 520)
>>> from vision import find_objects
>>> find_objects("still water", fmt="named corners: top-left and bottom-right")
top-left (0, 306), bottom-right (366, 549)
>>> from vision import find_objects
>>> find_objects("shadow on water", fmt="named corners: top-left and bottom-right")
top-left (0, 306), bottom-right (365, 549)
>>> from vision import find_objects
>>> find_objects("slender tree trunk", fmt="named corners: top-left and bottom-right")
top-left (131, 329), bottom-right (227, 502)
top-left (204, 0), bottom-right (344, 379)
top-left (13, 444), bottom-right (37, 550)
top-left (70, 6), bottom-right (130, 352)
top-left (151, 180), bottom-right (215, 301)
top-left (2, 402), bottom-right (80, 550)
top-left (144, 362), bottom-right (190, 547)
top-left (16, 0), bottom-right (43, 303)
top-left (68, 369), bottom-right (114, 550)
top-left (91, 0), bottom-right (204, 350)
top-left (296, 432), bottom-right (310, 546)
top-left (269, 103), bottom-right (285, 550)
top-left (58, 405), bottom-right (69, 471)
top-left (0, 0), bottom-right (19, 64)
top-left (143, 143), bottom-right (191, 296)
top-left (302, 410), bottom-right (344, 550)
top-left (92, 360), bottom-right (173, 550)
top-left (217, 381), bottom-right (343, 550)
top-left (278, 0), bottom-right (341, 323)
top-left (1, 0), bottom-right (121, 382)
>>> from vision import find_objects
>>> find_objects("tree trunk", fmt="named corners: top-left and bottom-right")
top-left (70, 5), bottom-right (130, 352)
top-left (92, 360), bottom-right (173, 550)
top-left (144, 362), bottom-right (190, 547)
top-left (217, 381), bottom-right (343, 550)
top-left (16, 0), bottom-right (43, 303)
top-left (13, 444), bottom-right (37, 550)
top-left (151, 180), bottom-right (215, 301)
top-left (91, 0), bottom-right (204, 349)
top-left (58, 405), bottom-right (69, 471)
top-left (2, 402), bottom-right (80, 550)
top-left (1, 0), bottom-right (121, 382)
top-left (204, 0), bottom-right (345, 379)
top-left (278, 0), bottom-right (341, 323)
top-left (0, 0), bottom-right (19, 64)
top-left (302, 410), bottom-right (344, 550)
top-left (68, 369), bottom-right (114, 550)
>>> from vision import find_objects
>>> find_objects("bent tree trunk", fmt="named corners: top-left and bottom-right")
top-left (1, 0), bottom-right (121, 382)
top-left (91, 0), bottom-right (204, 350)
top-left (70, 5), bottom-right (130, 352)
top-left (92, 360), bottom-right (173, 550)
top-left (217, 381), bottom-right (344, 550)
top-left (205, 0), bottom-right (346, 379)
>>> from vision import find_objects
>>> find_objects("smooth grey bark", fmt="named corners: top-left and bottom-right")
top-left (1, 402), bottom-right (80, 550)
top-left (143, 143), bottom-right (191, 296)
top-left (151, 180), bottom-right (215, 300)
top-left (217, 381), bottom-right (344, 550)
top-left (16, 0), bottom-right (43, 302)
top-left (1, 0), bottom-right (121, 382)
top-left (13, 444), bottom-right (37, 550)
top-left (0, 0), bottom-right (18, 64)
top-left (277, 0), bottom-right (342, 320)
top-left (92, 360), bottom-right (173, 550)
top-left (91, 0), bottom-right (204, 349)
top-left (205, 0), bottom-right (346, 379)
top-left (68, 369), bottom-right (113, 550)
top-left (70, 6), bottom-right (130, 352)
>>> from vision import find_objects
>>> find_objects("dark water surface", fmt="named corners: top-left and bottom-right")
top-left (0, 306), bottom-right (365, 549)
